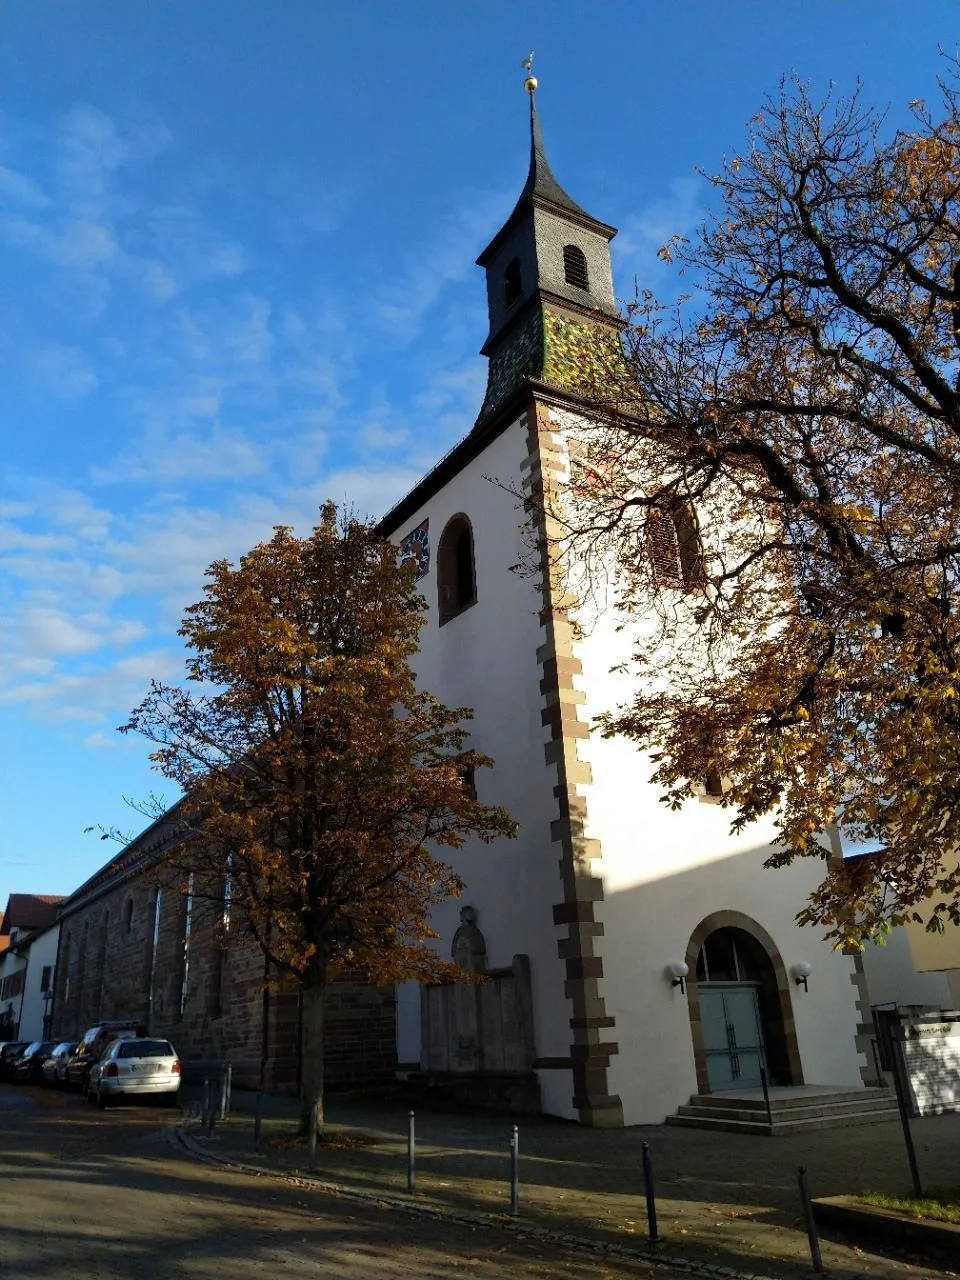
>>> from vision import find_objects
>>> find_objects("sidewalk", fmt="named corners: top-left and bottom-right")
top-left (179, 1088), bottom-right (958, 1280)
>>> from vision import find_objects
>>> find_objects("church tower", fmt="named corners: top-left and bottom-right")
top-left (475, 77), bottom-right (627, 426)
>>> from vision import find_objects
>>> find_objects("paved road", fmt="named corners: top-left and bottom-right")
top-left (0, 1085), bottom-right (667, 1280)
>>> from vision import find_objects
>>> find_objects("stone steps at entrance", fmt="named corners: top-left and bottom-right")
top-left (666, 1088), bottom-right (901, 1135)
top-left (686, 1090), bottom-right (890, 1111)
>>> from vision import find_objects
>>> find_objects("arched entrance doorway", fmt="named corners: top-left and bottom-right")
top-left (685, 913), bottom-right (804, 1094)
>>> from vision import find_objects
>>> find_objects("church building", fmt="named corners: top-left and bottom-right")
top-left (378, 78), bottom-right (881, 1128)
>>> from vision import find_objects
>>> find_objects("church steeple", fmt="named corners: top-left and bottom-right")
top-left (510, 89), bottom-right (596, 226)
top-left (474, 75), bottom-right (626, 426)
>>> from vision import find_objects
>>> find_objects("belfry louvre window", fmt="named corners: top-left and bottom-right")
top-left (647, 500), bottom-right (705, 589)
top-left (437, 514), bottom-right (477, 625)
top-left (504, 257), bottom-right (522, 308)
top-left (563, 244), bottom-right (589, 290)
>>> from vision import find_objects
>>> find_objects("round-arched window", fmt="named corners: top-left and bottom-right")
top-left (504, 257), bottom-right (523, 308)
top-left (437, 515), bottom-right (476, 625)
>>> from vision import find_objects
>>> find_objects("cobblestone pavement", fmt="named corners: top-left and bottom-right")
top-left (179, 1088), bottom-right (959, 1280)
top-left (0, 1085), bottom-right (670, 1280)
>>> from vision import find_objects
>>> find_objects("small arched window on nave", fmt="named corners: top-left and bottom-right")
top-left (647, 499), bottom-right (705, 589)
top-left (563, 243), bottom-right (589, 290)
top-left (437, 514), bottom-right (477, 625)
top-left (504, 257), bottom-right (523, 308)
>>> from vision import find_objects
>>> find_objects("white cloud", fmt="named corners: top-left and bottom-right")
top-left (128, 256), bottom-right (180, 302)
top-left (2, 549), bottom-right (127, 604)
top-left (91, 425), bottom-right (266, 486)
top-left (20, 607), bottom-right (106, 656)
top-left (3, 655), bottom-right (55, 680)
top-left (0, 524), bottom-right (77, 554)
top-left (0, 648), bottom-right (182, 721)
top-left (172, 293), bottom-right (274, 368)
top-left (0, 164), bottom-right (50, 208)
top-left (83, 730), bottom-right (124, 750)
top-left (612, 176), bottom-right (704, 296)
top-left (369, 187), bottom-right (509, 341)
top-left (50, 490), bottom-right (113, 541)
top-left (30, 343), bottom-right (99, 400)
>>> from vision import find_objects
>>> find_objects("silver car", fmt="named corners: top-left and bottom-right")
top-left (42, 1041), bottom-right (77, 1086)
top-left (87, 1037), bottom-right (181, 1107)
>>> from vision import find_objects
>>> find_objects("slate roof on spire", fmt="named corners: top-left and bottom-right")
top-left (520, 93), bottom-right (591, 219)
top-left (477, 91), bottom-right (616, 267)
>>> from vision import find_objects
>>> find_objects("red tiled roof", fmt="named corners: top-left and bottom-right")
top-left (0, 894), bottom-right (65, 935)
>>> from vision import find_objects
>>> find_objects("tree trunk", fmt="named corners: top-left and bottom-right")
top-left (298, 981), bottom-right (325, 1137)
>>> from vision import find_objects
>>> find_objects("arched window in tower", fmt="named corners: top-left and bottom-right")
top-left (437, 514), bottom-right (477, 625)
top-left (647, 500), bottom-right (705, 589)
top-left (504, 257), bottom-right (522, 308)
top-left (563, 244), bottom-right (589, 290)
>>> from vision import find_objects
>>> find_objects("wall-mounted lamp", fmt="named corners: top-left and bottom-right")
top-left (790, 961), bottom-right (812, 992)
top-left (665, 960), bottom-right (689, 995)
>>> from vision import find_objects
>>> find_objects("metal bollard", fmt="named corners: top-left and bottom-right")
top-left (759, 1063), bottom-right (773, 1131)
top-left (225, 1062), bottom-right (233, 1116)
top-left (509, 1124), bottom-right (519, 1216)
top-left (797, 1166), bottom-right (823, 1273)
top-left (219, 1068), bottom-right (228, 1121)
top-left (202, 1077), bottom-right (210, 1128)
top-left (253, 1090), bottom-right (263, 1151)
top-left (407, 1110), bottom-right (416, 1194)
top-left (642, 1141), bottom-right (660, 1242)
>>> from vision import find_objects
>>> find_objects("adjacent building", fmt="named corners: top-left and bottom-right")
top-left (0, 894), bottom-right (63, 1041)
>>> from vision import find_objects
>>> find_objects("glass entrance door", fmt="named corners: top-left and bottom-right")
top-left (699, 985), bottom-right (766, 1090)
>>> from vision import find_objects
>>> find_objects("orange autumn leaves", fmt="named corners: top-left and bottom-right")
top-left (568, 69), bottom-right (960, 945)
top-left (122, 502), bottom-right (516, 992)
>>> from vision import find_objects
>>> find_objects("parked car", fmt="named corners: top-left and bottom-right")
top-left (87, 1037), bottom-right (181, 1108)
top-left (65, 1021), bottom-right (149, 1093)
top-left (0, 1042), bottom-right (28, 1081)
top-left (12, 1041), bottom-right (56, 1084)
top-left (40, 1041), bottom-right (77, 1086)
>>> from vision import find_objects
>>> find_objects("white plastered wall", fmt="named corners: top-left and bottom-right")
top-left (388, 416), bottom-right (578, 1117)
top-left (549, 406), bottom-right (866, 1124)
top-left (16, 924), bottom-right (59, 1042)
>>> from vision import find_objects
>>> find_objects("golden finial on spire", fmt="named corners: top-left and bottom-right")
top-left (521, 50), bottom-right (537, 93)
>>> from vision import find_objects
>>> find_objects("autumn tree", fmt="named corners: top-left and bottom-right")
top-left (122, 504), bottom-right (515, 1136)
top-left (564, 66), bottom-right (960, 944)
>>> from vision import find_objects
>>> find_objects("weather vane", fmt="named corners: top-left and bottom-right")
top-left (521, 50), bottom-right (537, 93)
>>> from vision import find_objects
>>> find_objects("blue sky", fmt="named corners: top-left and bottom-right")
top-left (1, 2), bottom-right (953, 900)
